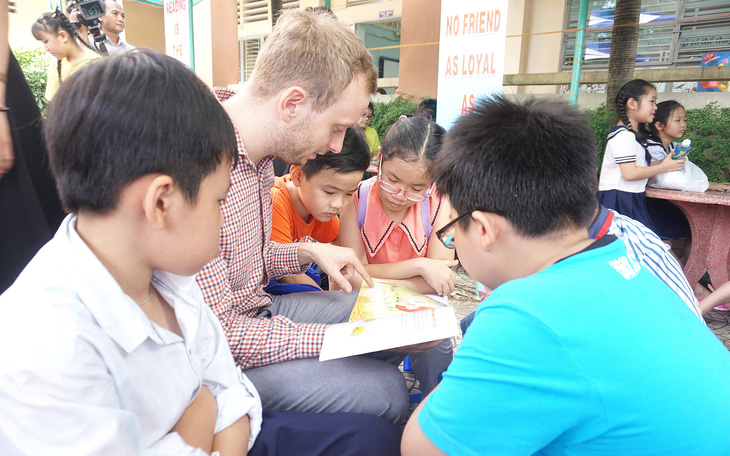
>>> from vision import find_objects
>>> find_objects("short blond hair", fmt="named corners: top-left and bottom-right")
top-left (249, 9), bottom-right (377, 112)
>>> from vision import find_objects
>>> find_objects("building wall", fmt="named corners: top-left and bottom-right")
top-left (192, 0), bottom-right (238, 86)
top-left (503, 0), bottom-right (565, 94)
top-left (398, 0), bottom-right (439, 99)
top-left (519, 0), bottom-right (564, 94)
top-left (9, 0), bottom-right (46, 51)
top-left (124, 1), bottom-right (164, 52)
top-left (209, 0), bottom-right (238, 86)
top-left (504, 0), bottom-right (525, 76)
top-left (397, 0), bottom-right (567, 99)
top-left (326, 0), bottom-right (402, 27)
top-left (192, 0), bottom-right (214, 84)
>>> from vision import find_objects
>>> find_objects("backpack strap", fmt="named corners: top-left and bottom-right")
top-left (357, 179), bottom-right (371, 229)
top-left (421, 197), bottom-right (432, 240)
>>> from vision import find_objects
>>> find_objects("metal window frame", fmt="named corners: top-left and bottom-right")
top-left (560, 0), bottom-right (730, 70)
top-left (238, 35), bottom-right (267, 83)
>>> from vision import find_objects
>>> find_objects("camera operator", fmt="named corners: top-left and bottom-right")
top-left (90, 1), bottom-right (134, 54)
top-left (67, 0), bottom-right (130, 54)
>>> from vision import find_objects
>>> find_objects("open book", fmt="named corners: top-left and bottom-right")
top-left (319, 279), bottom-right (459, 361)
top-left (348, 278), bottom-right (448, 320)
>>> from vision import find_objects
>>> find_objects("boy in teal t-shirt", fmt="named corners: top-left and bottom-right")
top-left (401, 96), bottom-right (730, 456)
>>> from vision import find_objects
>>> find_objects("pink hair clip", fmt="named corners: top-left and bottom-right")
top-left (399, 115), bottom-right (408, 120)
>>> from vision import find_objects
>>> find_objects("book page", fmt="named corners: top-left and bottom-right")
top-left (349, 278), bottom-right (447, 321)
top-left (319, 306), bottom-right (459, 361)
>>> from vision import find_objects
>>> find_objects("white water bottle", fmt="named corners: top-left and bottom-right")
top-left (672, 139), bottom-right (691, 160)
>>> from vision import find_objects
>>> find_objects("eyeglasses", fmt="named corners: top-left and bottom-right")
top-left (435, 211), bottom-right (475, 249)
top-left (361, 114), bottom-right (373, 119)
top-left (377, 158), bottom-right (432, 203)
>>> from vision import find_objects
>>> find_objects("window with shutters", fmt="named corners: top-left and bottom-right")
top-left (238, 0), bottom-right (268, 26)
top-left (239, 36), bottom-right (265, 82)
top-left (281, 1), bottom-right (300, 12)
top-left (237, 0), bottom-right (300, 26)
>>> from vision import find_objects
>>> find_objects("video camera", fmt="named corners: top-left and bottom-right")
top-left (66, 0), bottom-right (108, 54)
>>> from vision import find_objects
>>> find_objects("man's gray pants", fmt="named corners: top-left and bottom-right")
top-left (244, 290), bottom-right (453, 424)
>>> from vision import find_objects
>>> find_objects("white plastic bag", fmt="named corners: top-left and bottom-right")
top-left (648, 159), bottom-right (709, 192)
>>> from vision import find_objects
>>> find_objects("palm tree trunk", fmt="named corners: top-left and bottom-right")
top-left (606, 0), bottom-right (642, 114)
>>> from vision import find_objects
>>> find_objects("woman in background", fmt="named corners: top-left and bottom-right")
top-left (0, 0), bottom-right (65, 292)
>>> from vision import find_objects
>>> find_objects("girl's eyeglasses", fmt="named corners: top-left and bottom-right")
top-left (377, 157), bottom-right (432, 203)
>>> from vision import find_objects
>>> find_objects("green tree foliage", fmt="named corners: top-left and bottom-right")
top-left (684, 102), bottom-right (730, 182)
top-left (586, 103), bottom-right (730, 183)
top-left (585, 104), bottom-right (614, 171)
top-left (13, 47), bottom-right (48, 113)
top-left (371, 94), bottom-right (417, 141)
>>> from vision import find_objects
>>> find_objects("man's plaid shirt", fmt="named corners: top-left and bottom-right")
top-left (196, 88), bottom-right (328, 369)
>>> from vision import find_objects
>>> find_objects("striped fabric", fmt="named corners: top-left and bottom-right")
top-left (607, 210), bottom-right (704, 322)
top-left (196, 88), bottom-right (326, 370)
top-left (609, 126), bottom-right (639, 164)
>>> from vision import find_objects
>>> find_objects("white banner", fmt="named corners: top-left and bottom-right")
top-left (163, 0), bottom-right (192, 67)
top-left (436, 1), bottom-right (509, 129)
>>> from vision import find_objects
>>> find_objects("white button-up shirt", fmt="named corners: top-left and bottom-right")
top-left (0, 215), bottom-right (262, 455)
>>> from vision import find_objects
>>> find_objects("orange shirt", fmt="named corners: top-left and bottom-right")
top-left (353, 177), bottom-right (443, 265)
top-left (270, 175), bottom-right (340, 244)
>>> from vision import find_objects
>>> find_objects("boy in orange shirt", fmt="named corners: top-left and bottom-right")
top-left (269, 127), bottom-right (370, 291)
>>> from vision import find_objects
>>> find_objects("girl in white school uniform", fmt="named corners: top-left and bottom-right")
top-left (596, 79), bottom-right (685, 234)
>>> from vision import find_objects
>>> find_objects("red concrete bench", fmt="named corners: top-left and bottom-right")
top-left (646, 188), bottom-right (730, 288)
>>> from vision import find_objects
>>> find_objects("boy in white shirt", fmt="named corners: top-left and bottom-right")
top-left (0, 48), bottom-right (259, 455)
top-left (0, 50), bottom-right (400, 455)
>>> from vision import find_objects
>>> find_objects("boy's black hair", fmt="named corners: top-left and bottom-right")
top-left (414, 98), bottom-right (437, 121)
top-left (366, 101), bottom-right (374, 112)
top-left (648, 100), bottom-right (684, 140)
top-left (44, 49), bottom-right (238, 214)
top-left (381, 115), bottom-right (445, 176)
top-left (433, 95), bottom-right (598, 237)
top-left (301, 127), bottom-right (370, 176)
top-left (615, 78), bottom-right (655, 144)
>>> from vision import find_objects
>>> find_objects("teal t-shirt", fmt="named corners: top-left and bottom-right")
top-left (419, 238), bottom-right (730, 455)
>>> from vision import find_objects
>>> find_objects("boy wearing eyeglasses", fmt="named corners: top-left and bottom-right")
top-left (401, 95), bottom-right (730, 456)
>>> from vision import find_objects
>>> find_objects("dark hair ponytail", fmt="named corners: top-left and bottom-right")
top-left (381, 116), bottom-right (445, 176)
top-left (32, 10), bottom-right (98, 82)
top-left (615, 79), bottom-right (655, 144)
